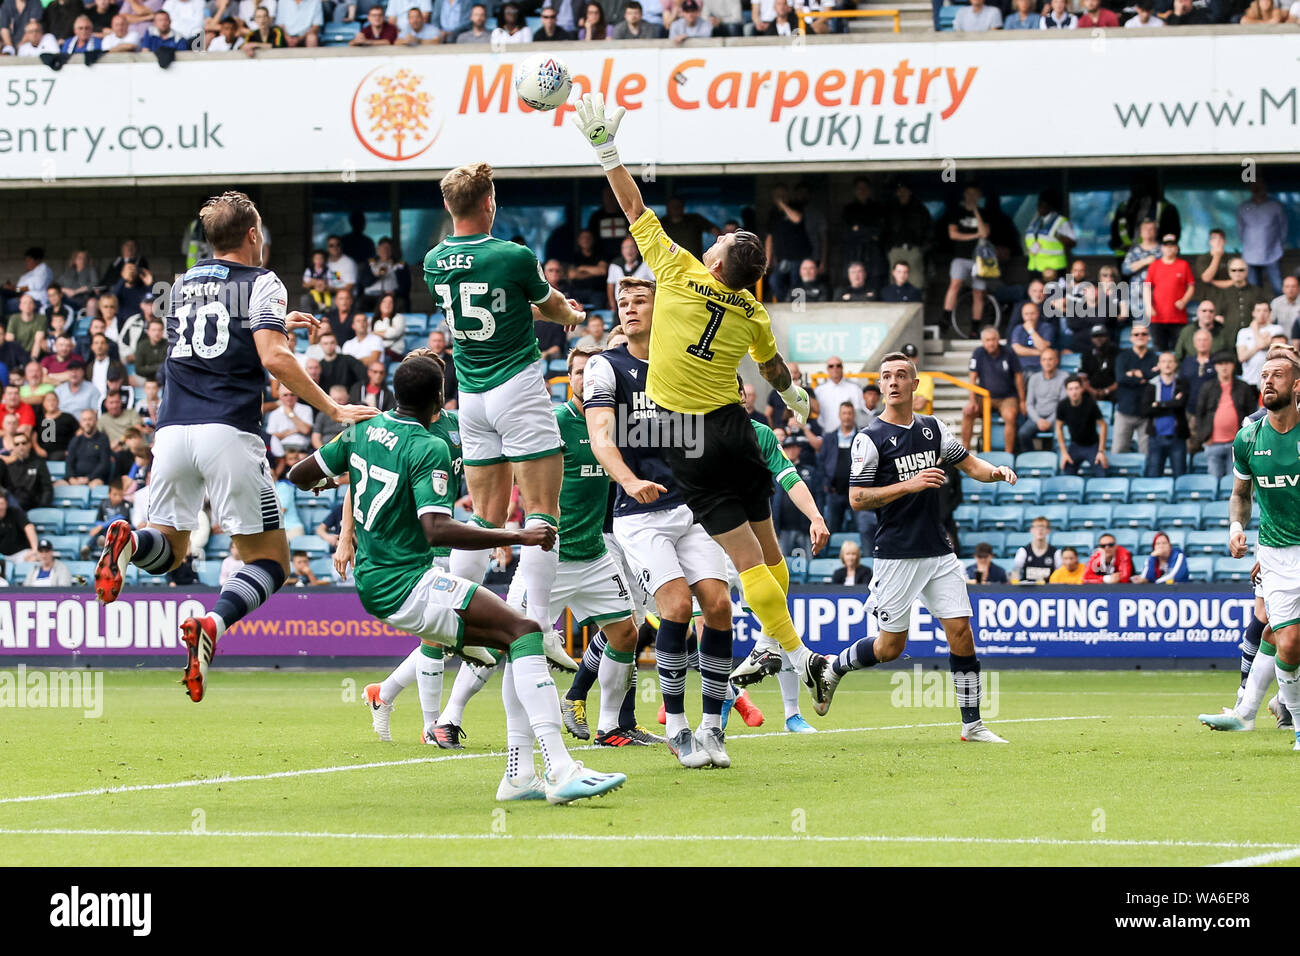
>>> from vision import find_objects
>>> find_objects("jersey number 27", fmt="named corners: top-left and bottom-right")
top-left (350, 454), bottom-right (399, 531)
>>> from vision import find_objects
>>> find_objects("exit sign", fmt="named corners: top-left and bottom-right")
top-left (786, 323), bottom-right (887, 363)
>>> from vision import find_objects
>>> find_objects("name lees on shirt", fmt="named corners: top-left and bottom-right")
top-left (435, 253), bottom-right (476, 270)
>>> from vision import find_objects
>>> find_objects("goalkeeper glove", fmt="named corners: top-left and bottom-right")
top-left (779, 384), bottom-right (811, 425)
top-left (571, 92), bottom-right (626, 171)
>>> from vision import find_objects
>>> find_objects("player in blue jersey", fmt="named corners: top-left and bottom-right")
top-left (582, 277), bottom-right (738, 768)
top-left (93, 192), bottom-right (380, 702)
top-left (816, 348), bottom-right (1015, 743)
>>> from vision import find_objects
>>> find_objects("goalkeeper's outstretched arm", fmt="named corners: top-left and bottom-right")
top-left (572, 93), bottom-right (645, 224)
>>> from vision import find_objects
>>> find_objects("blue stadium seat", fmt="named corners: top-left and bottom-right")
top-left (1156, 503), bottom-right (1202, 529)
top-left (1188, 451), bottom-right (1209, 474)
top-left (807, 557), bottom-right (840, 582)
top-left (1217, 474), bottom-right (1235, 498)
top-left (977, 506), bottom-right (1021, 531)
top-left (1084, 477), bottom-right (1129, 503)
top-left (207, 533), bottom-right (232, 557)
top-left (1014, 452), bottom-right (1057, 478)
top-left (404, 313), bottom-right (429, 334)
top-left (997, 477), bottom-right (1042, 505)
top-left (63, 509), bottom-right (99, 533)
top-left (1163, 528), bottom-right (1187, 550)
top-left (89, 485), bottom-right (110, 502)
top-left (1186, 556), bottom-right (1214, 581)
top-left (1112, 503), bottom-right (1157, 528)
top-left (953, 505), bottom-right (980, 530)
top-left (1107, 453), bottom-right (1146, 477)
top-left (48, 534), bottom-right (82, 556)
top-left (197, 562), bottom-right (222, 587)
top-left (1036, 504), bottom-right (1070, 528)
top-left (546, 358), bottom-right (569, 378)
top-left (1200, 501), bottom-right (1229, 529)
top-left (1174, 474), bottom-right (1218, 501)
top-left (52, 485), bottom-right (90, 507)
top-left (937, 5), bottom-right (958, 28)
top-left (1097, 400), bottom-right (1114, 422)
top-left (1129, 478), bottom-right (1174, 503)
top-left (310, 557), bottom-right (336, 580)
top-left (961, 531), bottom-right (1005, 558)
top-left (1119, 326), bottom-right (1132, 347)
top-left (961, 475), bottom-right (995, 505)
top-left (549, 381), bottom-right (570, 402)
top-left (137, 569), bottom-right (169, 587)
top-left (66, 560), bottom-right (95, 580)
top-left (27, 508), bottom-right (64, 533)
top-left (983, 451), bottom-right (1014, 471)
top-left (47, 460), bottom-right (65, 479)
top-left (290, 534), bottom-right (329, 557)
top-left (1183, 530), bottom-right (1222, 554)
top-left (1040, 475), bottom-right (1084, 503)
top-left (1067, 504), bottom-right (1112, 530)
top-left (403, 331), bottom-right (425, 354)
top-left (12, 562), bottom-right (35, 582)
top-left (829, 531), bottom-right (858, 550)
top-left (322, 21), bottom-right (360, 43)
top-left (1059, 353), bottom-right (1081, 372)
top-left (787, 553), bottom-right (808, 583)
top-left (1053, 531), bottom-right (1095, 553)
top-left (1111, 529), bottom-right (1139, 554)
top-left (1214, 556), bottom-right (1254, 582)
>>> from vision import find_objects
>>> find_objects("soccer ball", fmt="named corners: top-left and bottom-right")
top-left (515, 53), bottom-right (572, 112)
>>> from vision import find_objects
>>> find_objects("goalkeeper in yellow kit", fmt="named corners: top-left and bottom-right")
top-left (571, 93), bottom-right (830, 707)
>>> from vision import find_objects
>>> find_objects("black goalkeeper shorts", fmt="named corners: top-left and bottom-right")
top-left (661, 403), bottom-right (772, 536)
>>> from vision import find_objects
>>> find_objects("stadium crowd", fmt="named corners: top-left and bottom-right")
top-left (1, 0), bottom-right (1295, 57)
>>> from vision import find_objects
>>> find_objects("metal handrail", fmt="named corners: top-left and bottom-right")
top-left (808, 369), bottom-right (993, 452)
top-left (797, 9), bottom-right (903, 34)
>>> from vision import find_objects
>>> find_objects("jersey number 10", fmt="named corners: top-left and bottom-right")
top-left (434, 283), bottom-right (497, 342)
top-left (171, 302), bottom-right (232, 359)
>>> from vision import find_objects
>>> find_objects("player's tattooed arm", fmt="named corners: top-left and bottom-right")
top-left (757, 353), bottom-right (792, 392)
top-left (759, 352), bottom-right (811, 424)
top-left (1228, 477), bottom-right (1252, 558)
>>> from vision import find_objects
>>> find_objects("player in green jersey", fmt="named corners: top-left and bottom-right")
top-left (289, 356), bottom-right (626, 803)
top-left (424, 162), bottom-right (584, 643)
top-left (1208, 345), bottom-right (1300, 749)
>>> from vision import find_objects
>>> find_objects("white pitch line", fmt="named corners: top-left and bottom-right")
top-left (0, 828), bottom-right (1295, 853)
top-left (1207, 846), bottom-right (1300, 867)
top-left (0, 714), bottom-right (1110, 806)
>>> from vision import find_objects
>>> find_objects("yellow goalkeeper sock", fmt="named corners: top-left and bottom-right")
top-left (767, 557), bottom-right (790, 595)
top-left (738, 563), bottom-right (800, 654)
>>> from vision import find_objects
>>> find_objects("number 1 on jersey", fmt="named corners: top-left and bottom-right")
top-left (686, 300), bottom-right (726, 362)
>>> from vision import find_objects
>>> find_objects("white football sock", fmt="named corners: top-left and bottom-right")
top-left (441, 659), bottom-right (498, 727)
top-left (500, 661), bottom-right (535, 784)
top-left (777, 650), bottom-right (801, 719)
top-left (415, 650), bottom-right (444, 731)
top-left (596, 647), bottom-right (634, 734)
top-left (450, 546), bottom-right (493, 586)
top-left (380, 647), bottom-right (420, 703)
top-left (666, 712), bottom-right (689, 737)
top-left (1238, 647), bottom-right (1277, 719)
top-left (786, 642), bottom-right (811, 672)
top-left (509, 651), bottom-right (573, 777)
top-left (516, 516), bottom-right (558, 631)
top-left (1275, 659), bottom-right (1300, 726)
top-left (700, 713), bottom-right (721, 730)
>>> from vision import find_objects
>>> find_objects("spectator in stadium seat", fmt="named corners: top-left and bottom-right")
top-left (1133, 531), bottom-right (1189, 584)
top-left (324, 237), bottom-right (358, 297)
top-left (764, 185), bottom-right (812, 302)
top-left (98, 391), bottom-right (140, 451)
top-left (1038, 0), bottom-right (1076, 26)
top-left (276, 0), bottom-right (322, 44)
top-left (606, 237), bottom-right (653, 311)
top-left (430, 0), bottom-right (472, 39)
top-left (1195, 351), bottom-right (1257, 480)
top-left (140, 10), bottom-right (190, 48)
top-left (575, 315), bottom-right (609, 352)
top-left (0, 495), bottom-right (37, 563)
top-left (835, 262), bottom-right (875, 303)
top-left (1085, 534), bottom-right (1133, 583)
top-left (41, 0), bottom-right (81, 39)
top-left (1122, 219), bottom-right (1161, 290)
top-left (56, 251), bottom-right (97, 314)
top-left (963, 325), bottom-right (1023, 455)
top-left (266, 389), bottom-right (314, 461)
top-left (86, 479), bottom-right (131, 556)
top-left (1242, 0), bottom-right (1288, 22)
top-left (1174, 300), bottom-right (1228, 363)
top-left (18, 362), bottom-right (51, 413)
top-left (1011, 516), bottom-right (1061, 585)
top-left (243, 5), bottom-right (288, 49)
top-left (1049, 546), bottom-right (1085, 584)
top-left (426, 329), bottom-right (457, 406)
top-left (1194, 228), bottom-right (1238, 298)
top-left (317, 500), bottom-right (344, 551)
top-left (4, 431), bottom-right (51, 509)
top-left (398, 6), bottom-right (440, 41)
top-left (879, 261), bottom-right (921, 303)
top-left (858, 381), bottom-right (882, 424)
top-left (790, 259), bottom-right (829, 305)
top-left (39, 334), bottom-right (77, 386)
top-left (752, 0), bottom-right (798, 34)
top-left (1009, 301), bottom-right (1055, 376)
top-left (311, 384), bottom-right (352, 450)
top-left (1142, 236), bottom-right (1194, 352)
top-left (87, 333), bottom-right (116, 399)
top-left (1179, 329), bottom-right (1218, 424)
top-left (883, 182), bottom-right (930, 288)
top-left (1237, 300), bottom-right (1285, 387)
top-left (368, 293), bottom-right (406, 360)
top-left (1075, 0), bottom-right (1118, 25)
top-left (819, 401), bottom-right (875, 551)
top-left (60, 14), bottom-right (102, 51)
top-left (942, 185), bottom-right (990, 327)
top-left (206, 13), bottom-right (245, 48)
top-left (53, 358), bottom-right (101, 419)
top-left (1055, 374), bottom-right (1109, 476)
top-left (453, 0), bottom-right (488, 38)
top-left (1213, 257), bottom-right (1270, 342)
top-left (1141, 351), bottom-right (1189, 478)
top-left (532, 4), bottom-right (573, 38)
top-left (23, 539), bottom-right (69, 586)
top-left (1237, 181), bottom-right (1288, 295)
top-left (350, 2), bottom-right (396, 40)
top-left (492, 0), bottom-right (532, 40)
top-left (110, 261), bottom-right (148, 323)
top-left (669, 0), bottom-right (710, 38)
top-left (1124, 0), bottom-right (1164, 25)
top-left (0, 0), bottom-right (43, 54)
top-left (2, 385), bottom-right (34, 430)
top-left (35, 393), bottom-right (76, 462)
top-left (953, 0), bottom-right (1001, 29)
top-left (162, 0), bottom-right (206, 41)
top-left (966, 542), bottom-right (1008, 584)
top-left (1112, 324), bottom-right (1158, 454)
top-left (612, 0), bottom-right (662, 36)
top-left (42, 286), bottom-right (71, 332)
top-left (814, 356), bottom-right (866, 425)
top-left (1165, 0), bottom-right (1209, 23)
top-left (661, 197), bottom-right (720, 262)
top-left (350, 361), bottom-right (396, 412)
top-left (130, 318), bottom-right (168, 385)
top-left (831, 539), bottom-right (871, 585)
top-left (101, 11), bottom-right (141, 50)
top-left (1019, 347), bottom-right (1065, 452)
top-left (6, 294), bottom-right (46, 362)
top-left (700, 0), bottom-right (742, 33)
top-left (287, 550), bottom-right (330, 587)
top-left (535, 315), bottom-right (568, 360)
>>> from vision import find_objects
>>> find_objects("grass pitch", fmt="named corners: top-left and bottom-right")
top-left (0, 665), bottom-right (1292, 866)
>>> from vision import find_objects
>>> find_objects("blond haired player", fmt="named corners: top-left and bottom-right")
top-left (571, 94), bottom-right (829, 708)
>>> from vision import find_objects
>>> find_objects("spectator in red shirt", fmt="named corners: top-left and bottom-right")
top-left (1075, 0), bottom-right (1118, 26)
top-left (1083, 533), bottom-right (1133, 584)
top-left (2, 384), bottom-right (36, 430)
top-left (350, 3), bottom-right (397, 43)
top-left (1142, 235), bottom-right (1195, 353)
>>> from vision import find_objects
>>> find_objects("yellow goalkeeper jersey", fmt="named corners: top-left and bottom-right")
top-left (630, 209), bottom-right (779, 415)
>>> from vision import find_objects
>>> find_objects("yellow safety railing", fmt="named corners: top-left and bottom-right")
top-left (808, 369), bottom-right (993, 452)
top-left (797, 9), bottom-right (902, 34)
